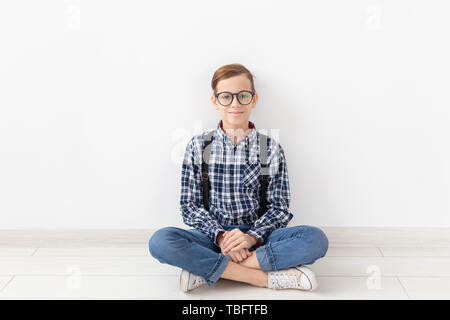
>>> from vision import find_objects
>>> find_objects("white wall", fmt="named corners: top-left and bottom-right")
top-left (0, 0), bottom-right (449, 229)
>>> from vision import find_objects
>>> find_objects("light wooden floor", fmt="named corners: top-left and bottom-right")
top-left (1, 227), bottom-right (450, 300)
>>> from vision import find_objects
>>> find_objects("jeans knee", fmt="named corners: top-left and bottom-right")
top-left (148, 227), bottom-right (178, 260)
top-left (307, 226), bottom-right (329, 259)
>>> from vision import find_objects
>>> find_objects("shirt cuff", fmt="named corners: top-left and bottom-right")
top-left (213, 228), bottom-right (226, 246)
top-left (246, 230), bottom-right (262, 249)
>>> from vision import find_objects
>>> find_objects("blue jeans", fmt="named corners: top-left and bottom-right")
top-left (148, 224), bottom-right (328, 286)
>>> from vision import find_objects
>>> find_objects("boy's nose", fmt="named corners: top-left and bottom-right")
top-left (230, 96), bottom-right (242, 107)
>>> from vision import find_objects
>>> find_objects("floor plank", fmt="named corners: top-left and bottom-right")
top-left (0, 275), bottom-right (408, 300)
top-left (312, 256), bottom-right (450, 277)
top-left (0, 248), bottom-right (37, 256)
top-left (398, 277), bottom-right (450, 300)
top-left (0, 256), bottom-right (178, 275)
top-left (379, 247), bottom-right (450, 257)
top-left (0, 276), bottom-right (14, 293)
top-left (2, 256), bottom-right (450, 278)
top-left (326, 247), bottom-right (382, 257)
top-left (33, 247), bottom-right (149, 256)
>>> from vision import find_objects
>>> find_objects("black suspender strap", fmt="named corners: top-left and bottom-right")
top-left (201, 131), bottom-right (215, 211)
top-left (257, 132), bottom-right (269, 218)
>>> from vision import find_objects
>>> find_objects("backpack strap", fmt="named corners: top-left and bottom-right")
top-left (201, 130), bottom-right (215, 211)
top-left (257, 132), bottom-right (269, 218)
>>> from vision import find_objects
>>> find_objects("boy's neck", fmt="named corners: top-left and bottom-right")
top-left (220, 120), bottom-right (253, 145)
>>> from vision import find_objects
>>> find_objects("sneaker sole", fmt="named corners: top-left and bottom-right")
top-left (293, 266), bottom-right (318, 291)
top-left (180, 269), bottom-right (190, 293)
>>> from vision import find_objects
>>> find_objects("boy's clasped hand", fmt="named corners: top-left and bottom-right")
top-left (217, 229), bottom-right (258, 263)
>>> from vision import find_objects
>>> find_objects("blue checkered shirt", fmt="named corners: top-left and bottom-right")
top-left (180, 120), bottom-right (293, 246)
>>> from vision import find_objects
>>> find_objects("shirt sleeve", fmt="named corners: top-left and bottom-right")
top-left (246, 144), bottom-right (293, 244)
top-left (180, 137), bottom-right (225, 246)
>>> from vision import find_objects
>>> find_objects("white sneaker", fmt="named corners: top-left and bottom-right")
top-left (267, 265), bottom-right (318, 291)
top-left (180, 269), bottom-right (207, 292)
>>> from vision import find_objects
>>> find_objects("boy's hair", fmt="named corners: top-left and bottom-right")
top-left (211, 63), bottom-right (256, 95)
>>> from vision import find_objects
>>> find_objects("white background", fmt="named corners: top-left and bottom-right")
top-left (0, 0), bottom-right (449, 229)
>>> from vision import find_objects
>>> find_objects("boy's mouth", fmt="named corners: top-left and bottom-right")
top-left (229, 111), bottom-right (244, 115)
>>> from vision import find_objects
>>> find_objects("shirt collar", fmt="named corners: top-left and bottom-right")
top-left (216, 120), bottom-right (257, 146)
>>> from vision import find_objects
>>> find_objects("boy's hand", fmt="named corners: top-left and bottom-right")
top-left (222, 228), bottom-right (257, 253)
top-left (218, 231), bottom-right (252, 263)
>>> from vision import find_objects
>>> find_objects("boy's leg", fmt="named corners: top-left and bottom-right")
top-left (220, 260), bottom-right (268, 288)
top-left (149, 226), bottom-right (268, 287)
top-left (254, 225), bottom-right (329, 272)
top-left (237, 250), bottom-right (260, 269)
top-left (148, 227), bottom-right (229, 286)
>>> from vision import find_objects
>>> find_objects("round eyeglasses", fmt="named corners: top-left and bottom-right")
top-left (215, 90), bottom-right (255, 106)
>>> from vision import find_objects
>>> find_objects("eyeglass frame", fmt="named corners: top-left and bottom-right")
top-left (214, 90), bottom-right (255, 106)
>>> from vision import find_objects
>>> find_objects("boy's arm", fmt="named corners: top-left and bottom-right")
top-left (246, 144), bottom-right (293, 245)
top-left (180, 138), bottom-right (225, 246)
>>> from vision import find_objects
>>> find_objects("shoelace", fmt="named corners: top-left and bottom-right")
top-left (192, 276), bottom-right (206, 287)
top-left (269, 272), bottom-right (300, 289)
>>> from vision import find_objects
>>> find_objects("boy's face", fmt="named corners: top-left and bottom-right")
top-left (211, 74), bottom-right (258, 129)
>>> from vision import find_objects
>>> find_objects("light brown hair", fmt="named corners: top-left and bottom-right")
top-left (211, 63), bottom-right (256, 94)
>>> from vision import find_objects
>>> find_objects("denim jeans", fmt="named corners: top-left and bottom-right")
top-left (148, 224), bottom-right (329, 286)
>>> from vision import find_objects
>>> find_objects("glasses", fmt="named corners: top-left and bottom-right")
top-left (215, 90), bottom-right (255, 106)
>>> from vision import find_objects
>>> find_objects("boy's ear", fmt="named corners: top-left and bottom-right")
top-left (211, 94), bottom-right (220, 110)
top-left (252, 92), bottom-right (258, 106)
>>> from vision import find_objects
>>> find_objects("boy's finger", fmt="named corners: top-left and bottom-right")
top-left (230, 244), bottom-right (243, 252)
top-left (223, 235), bottom-right (238, 249)
top-left (225, 239), bottom-right (242, 252)
top-left (224, 231), bottom-right (235, 240)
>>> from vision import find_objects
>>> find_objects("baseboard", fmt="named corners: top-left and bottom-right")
top-left (321, 227), bottom-right (450, 247)
top-left (0, 227), bottom-right (450, 247)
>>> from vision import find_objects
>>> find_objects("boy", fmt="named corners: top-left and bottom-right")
top-left (149, 63), bottom-right (328, 292)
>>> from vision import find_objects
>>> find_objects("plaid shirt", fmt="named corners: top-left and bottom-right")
top-left (180, 119), bottom-right (293, 247)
